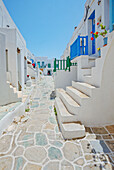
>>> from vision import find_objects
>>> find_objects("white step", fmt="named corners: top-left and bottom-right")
top-left (83, 75), bottom-right (92, 85)
top-left (81, 68), bottom-right (91, 76)
top-left (55, 97), bottom-right (78, 123)
top-left (72, 81), bottom-right (96, 96)
top-left (7, 81), bottom-right (22, 102)
top-left (88, 58), bottom-right (96, 67)
top-left (66, 86), bottom-right (89, 105)
top-left (56, 89), bottom-right (80, 115)
top-left (61, 123), bottom-right (85, 139)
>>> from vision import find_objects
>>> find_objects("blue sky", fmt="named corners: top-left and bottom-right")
top-left (3, 0), bottom-right (86, 59)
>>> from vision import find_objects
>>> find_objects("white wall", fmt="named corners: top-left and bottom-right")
top-left (54, 66), bottom-right (77, 90)
top-left (0, 28), bottom-right (26, 90)
top-left (27, 64), bottom-right (37, 79)
top-left (78, 32), bottom-right (114, 126)
top-left (0, 32), bottom-right (20, 105)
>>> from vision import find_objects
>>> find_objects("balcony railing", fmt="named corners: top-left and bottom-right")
top-left (53, 56), bottom-right (77, 72)
top-left (70, 35), bottom-right (88, 60)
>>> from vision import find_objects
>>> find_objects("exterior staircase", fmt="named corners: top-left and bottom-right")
top-left (6, 81), bottom-right (22, 103)
top-left (55, 56), bottom-right (98, 139)
top-left (55, 31), bottom-right (114, 139)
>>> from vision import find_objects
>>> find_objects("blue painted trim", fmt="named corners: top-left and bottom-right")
top-left (88, 10), bottom-right (95, 54)
top-left (103, 37), bottom-right (108, 46)
top-left (92, 18), bottom-right (95, 54)
top-left (30, 59), bottom-right (34, 63)
top-left (70, 36), bottom-right (88, 60)
top-left (109, 0), bottom-right (114, 32)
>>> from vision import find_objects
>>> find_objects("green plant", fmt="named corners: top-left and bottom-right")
top-left (91, 23), bottom-right (107, 41)
top-left (54, 106), bottom-right (57, 116)
top-left (25, 108), bottom-right (30, 112)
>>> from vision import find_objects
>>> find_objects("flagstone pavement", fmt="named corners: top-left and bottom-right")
top-left (0, 76), bottom-right (114, 170)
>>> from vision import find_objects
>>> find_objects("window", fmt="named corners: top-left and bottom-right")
top-left (37, 61), bottom-right (40, 68)
top-left (42, 61), bottom-right (44, 67)
top-left (48, 63), bottom-right (51, 68)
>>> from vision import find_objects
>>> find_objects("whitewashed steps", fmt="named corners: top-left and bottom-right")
top-left (61, 123), bottom-right (85, 139)
top-left (81, 68), bottom-right (91, 76)
top-left (55, 97), bottom-right (78, 123)
top-left (72, 81), bottom-right (96, 96)
top-left (7, 81), bottom-right (22, 102)
top-left (55, 97), bottom-right (85, 139)
top-left (66, 86), bottom-right (89, 105)
top-left (56, 88), bottom-right (80, 115)
top-left (83, 75), bottom-right (92, 84)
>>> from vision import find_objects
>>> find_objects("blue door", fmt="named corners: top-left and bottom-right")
top-left (89, 10), bottom-right (95, 54)
top-left (92, 18), bottom-right (95, 54)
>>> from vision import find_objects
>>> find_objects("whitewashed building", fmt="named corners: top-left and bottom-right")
top-left (35, 56), bottom-right (54, 75)
top-left (0, 0), bottom-right (34, 105)
top-left (27, 49), bottom-right (38, 82)
top-left (62, 0), bottom-right (113, 60)
top-left (55, 0), bottom-right (114, 139)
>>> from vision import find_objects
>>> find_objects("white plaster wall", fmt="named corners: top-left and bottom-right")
top-left (0, 28), bottom-right (18, 87)
top-left (0, 0), bottom-right (27, 91)
top-left (27, 64), bottom-right (37, 79)
top-left (27, 49), bottom-right (35, 61)
top-left (17, 31), bottom-right (26, 90)
top-left (0, 28), bottom-right (26, 90)
top-left (54, 66), bottom-right (77, 90)
top-left (78, 32), bottom-right (114, 126)
top-left (0, 32), bottom-right (19, 105)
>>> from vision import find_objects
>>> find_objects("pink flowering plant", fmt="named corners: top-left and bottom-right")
top-left (91, 23), bottom-right (107, 41)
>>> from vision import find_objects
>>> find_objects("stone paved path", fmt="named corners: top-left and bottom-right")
top-left (0, 76), bottom-right (114, 170)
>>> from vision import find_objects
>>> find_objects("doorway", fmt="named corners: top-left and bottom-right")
top-left (47, 70), bottom-right (51, 75)
top-left (6, 49), bottom-right (8, 72)
top-left (17, 48), bottom-right (22, 91)
top-left (88, 10), bottom-right (95, 55)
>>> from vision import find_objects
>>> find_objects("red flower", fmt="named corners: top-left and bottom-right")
top-left (97, 22), bottom-right (99, 25)
top-left (32, 63), bottom-right (35, 66)
top-left (27, 75), bottom-right (29, 77)
top-left (91, 31), bottom-right (93, 34)
top-left (96, 32), bottom-right (98, 35)
top-left (91, 37), bottom-right (94, 41)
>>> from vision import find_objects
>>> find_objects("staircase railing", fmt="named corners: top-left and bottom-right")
top-left (53, 56), bottom-right (77, 72)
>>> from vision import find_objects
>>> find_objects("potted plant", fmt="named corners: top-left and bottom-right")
top-left (91, 23), bottom-right (108, 46)
top-left (97, 47), bottom-right (101, 57)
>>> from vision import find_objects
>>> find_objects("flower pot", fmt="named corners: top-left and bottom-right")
top-left (103, 37), bottom-right (108, 46)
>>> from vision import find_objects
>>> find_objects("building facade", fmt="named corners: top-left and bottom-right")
top-left (62, 0), bottom-right (114, 60)
top-left (0, 0), bottom-right (35, 105)
top-left (35, 56), bottom-right (54, 75)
